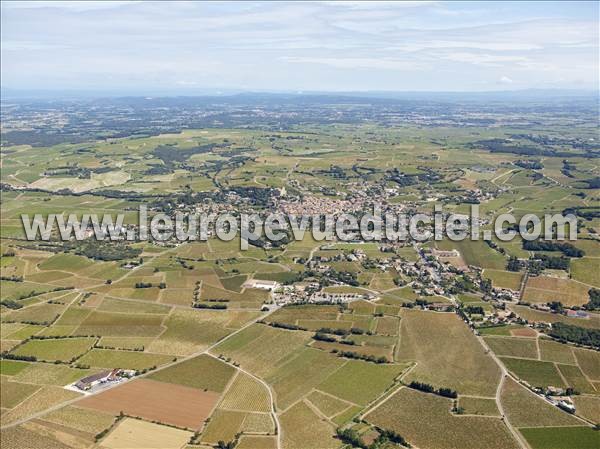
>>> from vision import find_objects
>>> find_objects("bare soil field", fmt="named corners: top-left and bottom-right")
top-left (78, 378), bottom-right (219, 430)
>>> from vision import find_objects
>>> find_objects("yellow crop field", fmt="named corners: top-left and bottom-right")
top-left (101, 418), bottom-right (192, 449)
top-left (219, 372), bottom-right (271, 412)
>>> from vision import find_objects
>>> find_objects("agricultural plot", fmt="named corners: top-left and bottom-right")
top-left (78, 378), bottom-right (219, 430)
top-left (148, 309), bottom-right (234, 355)
top-left (14, 363), bottom-right (98, 386)
top-left (500, 377), bottom-right (581, 427)
top-left (74, 311), bottom-right (165, 337)
top-left (458, 396), bottom-right (499, 416)
top-left (76, 349), bottom-right (173, 370)
top-left (1, 379), bottom-right (41, 409)
top-left (573, 349), bottom-right (600, 381)
top-left (318, 359), bottom-right (404, 406)
top-left (538, 339), bottom-right (577, 364)
top-left (212, 324), bottom-right (311, 377)
top-left (483, 336), bottom-right (539, 359)
top-left (97, 297), bottom-right (170, 314)
top-left (0, 360), bottom-right (30, 376)
top-left (219, 372), bottom-right (271, 412)
top-left (11, 337), bottom-right (96, 362)
top-left (573, 396), bottom-right (600, 424)
top-left (100, 418), bottom-right (192, 449)
top-left (436, 239), bottom-right (506, 270)
top-left (1, 385), bottom-right (80, 426)
top-left (501, 358), bottom-right (565, 389)
top-left (279, 401), bottom-right (340, 449)
top-left (148, 354), bottom-right (235, 392)
top-left (306, 390), bottom-right (353, 418)
top-left (478, 324), bottom-right (534, 337)
top-left (266, 347), bottom-right (344, 410)
top-left (365, 387), bottom-right (519, 449)
top-left (0, 421), bottom-right (82, 449)
top-left (519, 426), bottom-right (600, 449)
top-left (2, 302), bottom-right (66, 325)
top-left (237, 435), bottom-right (278, 449)
top-left (200, 409), bottom-right (247, 444)
top-left (557, 364), bottom-right (596, 394)
top-left (41, 405), bottom-right (116, 436)
top-left (483, 269), bottom-right (523, 291)
top-left (510, 305), bottom-right (600, 330)
top-left (570, 258), bottom-right (600, 288)
top-left (522, 276), bottom-right (590, 307)
top-left (396, 309), bottom-right (501, 396)
top-left (268, 304), bottom-right (341, 324)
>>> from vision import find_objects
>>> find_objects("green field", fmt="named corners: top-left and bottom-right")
top-left (11, 337), bottom-right (96, 362)
top-left (318, 359), bottom-right (404, 406)
top-left (76, 349), bottom-right (173, 370)
top-left (501, 358), bottom-right (565, 389)
top-left (484, 336), bottom-right (538, 359)
top-left (520, 427), bottom-right (600, 449)
top-left (148, 354), bottom-right (235, 392)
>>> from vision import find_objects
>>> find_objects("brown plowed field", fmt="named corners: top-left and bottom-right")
top-left (77, 378), bottom-right (219, 430)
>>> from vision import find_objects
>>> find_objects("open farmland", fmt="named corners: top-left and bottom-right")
top-left (1, 386), bottom-right (80, 426)
top-left (365, 387), bottom-right (519, 449)
top-left (483, 336), bottom-right (539, 359)
top-left (148, 354), bottom-right (235, 392)
top-left (40, 405), bottom-right (116, 436)
top-left (100, 418), bottom-right (192, 449)
top-left (279, 401), bottom-right (340, 449)
top-left (501, 358), bottom-right (565, 389)
top-left (396, 309), bottom-right (501, 396)
top-left (74, 311), bottom-right (165, 337)
top-left (219, 372), bottom-right (272, 412)
top-left (212, 324), bottom-right (311, 377)
top-left (11, 337), bottom-right (96, 362)
top-left (78, 378), bottom-right (219, 430)
top-left (500, 377), bottom-right (581, 427)
top-left (0, 69), bottom-right (599, 448)
top-left (519, 427), bottom-right (600, 449)
top-left (522, 276), bottom-right (590, 307)
top-left (458, 396), bottom-right (499, 416)
top-left (266, 347), bottom-right (344, 410)
top-left (573, 396), bottom-right (600, 424)
top-left (510, 305), bottom-right (600, 330)
top-left (317, 359), bottom-right (405, 406)
top-left (76, 349), bottom-right (173, 370)
top-left (483, 269), bottom-right (523, 291)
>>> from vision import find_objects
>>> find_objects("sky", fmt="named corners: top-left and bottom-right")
top-left (1, 1), bottom-right (598, 93)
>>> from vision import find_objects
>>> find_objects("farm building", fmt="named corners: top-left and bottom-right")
top-left (565, 310), bottom-right (589, 319)
top-left (243, 279), bottom-right (279, 291)
top-left (75, 369), bottom-right (120, 391)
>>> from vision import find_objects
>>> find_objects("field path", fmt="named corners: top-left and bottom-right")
top-left (205, 352), bottom-right (282, 449)
top-left (476, 335), bottom-right (531, 449)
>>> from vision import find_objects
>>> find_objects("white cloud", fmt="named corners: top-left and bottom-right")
top-left (498, 75), bottom-right (513, 84)
top-left (281, 56), bottom-right (425, 70)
